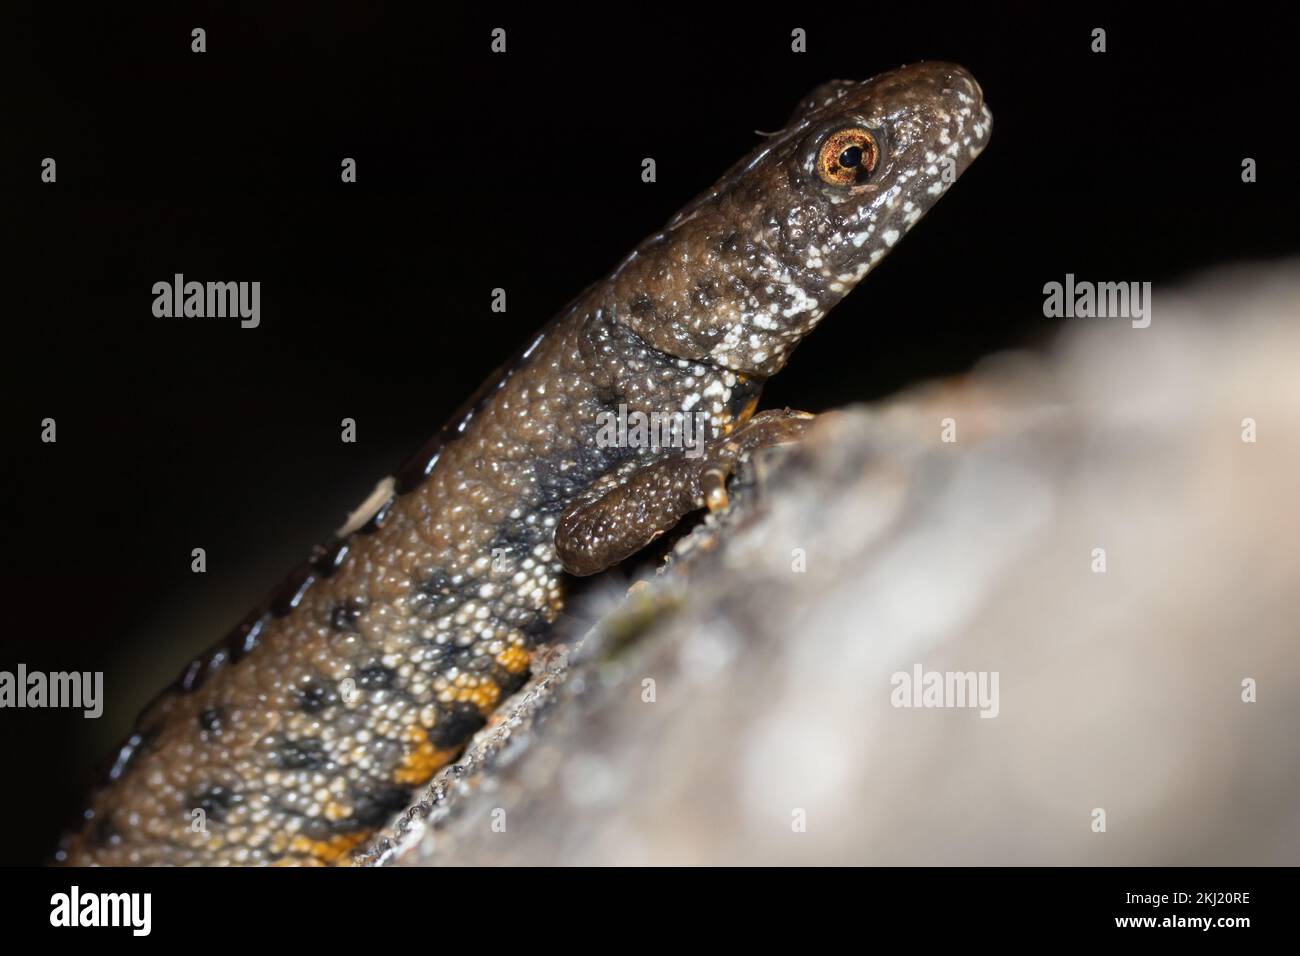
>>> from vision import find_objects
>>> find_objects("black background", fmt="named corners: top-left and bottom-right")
top-left (3, 3), bottom-right (1298, 867)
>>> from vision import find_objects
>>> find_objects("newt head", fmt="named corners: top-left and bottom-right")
top-left (607, 61), bottom-right (991, 379)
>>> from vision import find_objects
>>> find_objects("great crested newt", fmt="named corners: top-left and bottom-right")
top-left (58, 62), bottom-right (991, 865)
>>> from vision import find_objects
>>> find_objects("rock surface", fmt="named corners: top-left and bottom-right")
top-left (356, 261), bottom-right (1300, 866)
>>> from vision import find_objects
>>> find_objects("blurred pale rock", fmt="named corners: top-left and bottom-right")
top-left (357, 261), bottom-right (1300, 866)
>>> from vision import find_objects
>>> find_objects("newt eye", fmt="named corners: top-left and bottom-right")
top-left (815, 127), bottom-right (879, 186)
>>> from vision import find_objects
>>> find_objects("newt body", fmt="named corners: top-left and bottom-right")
top-left (59, 62), bottom-right (990, 865)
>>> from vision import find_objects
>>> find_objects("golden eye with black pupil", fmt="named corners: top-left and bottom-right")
top-left (816, 127), bottom-right (879, 186)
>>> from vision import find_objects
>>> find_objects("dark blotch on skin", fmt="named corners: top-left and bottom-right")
top-left (726, 374), bottom-right (764, 417)
top-left (428, 704), bottom-right (487, 750)
top-left (356, 665), bottom-right (394, 690)
top-left (225, 610), bottom-right (269, 664)
top-left (522, 615), bottom-right (554, 641)
top-left (271, 564), bottom-right (317, 617)
top-left (693, 279), bottom-right (720, 308)
top-left (496, 666), bottom-right (530, 697)
top-left (329, 598), bottom-right (365, 632)
top-left (104, 725), bottom-right (160, 784)
top-left (629, 293), bottom-right (655, 317)
top-left (270, 737), bottom-right (329, 772)
top-left (297, 681), bottom-right (333, 715)
top-left (415, 570), bottom-right (457, 602)
top-left (298, 817), bottom-right (334, 841)
top-left (349, 786), bottom-right (414, 829)
top-left (311, 539), bottom-right (351, 577)
top-left (176, 646), bottom-right (228, 694)
top-left (176, 658), bottom-right (205, 693)
top-left (198, 708), bottom-right (223, 733)
top-left (192, 785), bottom-right (240, 823)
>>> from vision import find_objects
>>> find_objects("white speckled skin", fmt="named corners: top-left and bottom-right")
top-left (59, 63), bottom-right (989, 866)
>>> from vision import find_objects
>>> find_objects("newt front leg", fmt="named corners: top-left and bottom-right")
top-left (556, 409), bottom-right (815, 576)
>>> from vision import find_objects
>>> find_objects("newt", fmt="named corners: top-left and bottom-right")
top-left (58, 61), bottom-right (991, 865)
